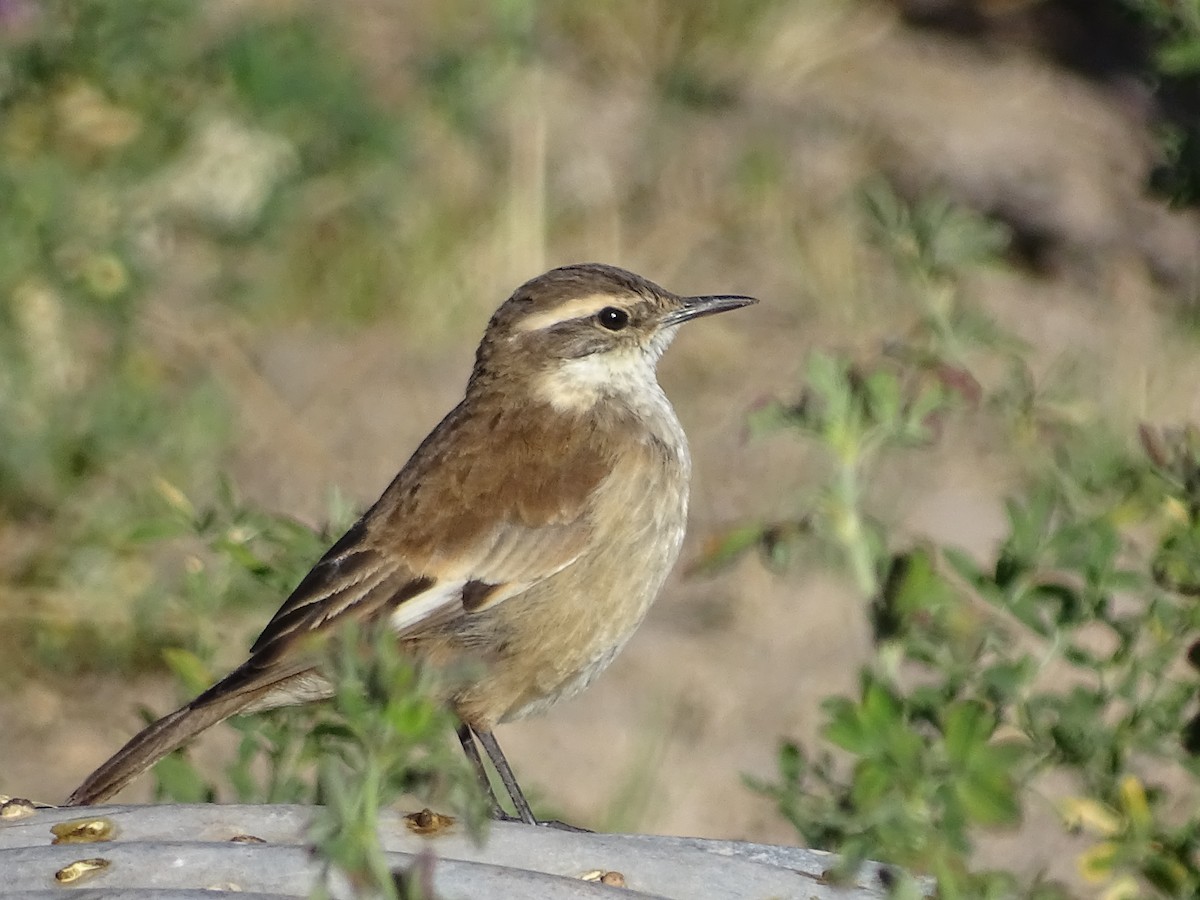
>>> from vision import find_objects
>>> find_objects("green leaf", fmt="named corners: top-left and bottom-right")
top-left (851, 759), bottom-right (894, 808)
top-left (877, 547), bottom-right (963, 645)
top-left (865, 369), bottom-right (901, 426)
top-left (943, 701), bottom-right (994, 766)
top-left (888, 727), bottom-right (926, 774)
top-left (1157, 39), bottom-right (1200, 76)
top-left (954, 764), bottom-right (1020, 826)
top-left (777, 741), bottom-right (805, 784)
top-left (859, 678), bottom-right (903, 736)
top-left (979, 658), bottom-right (1034, 705)
top-left (823, 697), bottom-right (870, 753)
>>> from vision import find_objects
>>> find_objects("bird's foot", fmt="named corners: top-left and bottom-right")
top-left (536, 818), bottom-right (592, 833)
top-left (490, 810), bottom-right (592, 833)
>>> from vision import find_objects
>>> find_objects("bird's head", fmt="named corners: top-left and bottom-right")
top-left (471, 263), bottom-right (755, 410)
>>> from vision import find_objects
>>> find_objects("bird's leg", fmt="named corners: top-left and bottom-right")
top-left (470, 727), bottom-right (537, 825)
top-left (471, 726), bottom-right (591, 832)
top-left (456, 723), bottom-right (508, 820)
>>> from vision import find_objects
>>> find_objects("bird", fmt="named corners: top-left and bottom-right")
top-left (65, 262), bottom-right (756, 823)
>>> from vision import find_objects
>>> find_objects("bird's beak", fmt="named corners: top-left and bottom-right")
top-left (662, 294), bottom-right (757, 327)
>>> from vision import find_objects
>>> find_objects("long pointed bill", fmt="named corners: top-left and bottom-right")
top-left (662, 294), bottom-right (757, 327)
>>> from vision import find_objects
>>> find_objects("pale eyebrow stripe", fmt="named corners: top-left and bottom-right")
top-left (515, 294), bottom-right (625, 332)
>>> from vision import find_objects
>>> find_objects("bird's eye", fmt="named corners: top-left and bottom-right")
top-left (597, 307), bottom-right (629, 331)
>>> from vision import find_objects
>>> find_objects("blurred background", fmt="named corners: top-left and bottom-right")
top-left (2, 0), bottom-right (1199, 892)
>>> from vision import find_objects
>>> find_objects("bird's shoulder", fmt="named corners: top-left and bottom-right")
top-left (375, 392), bottom-right (644, 544)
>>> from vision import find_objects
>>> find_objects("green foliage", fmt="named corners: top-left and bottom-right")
top-left (1117, 0), bottom-right (1200, 204)
top-left (714, 189), bottom-right (1200, 896)
top-left (755, 679), bottom-right (1023, 897)
top-left (0, 0), bottom-right (408, 677)
top-left (215, 18), bottom-right (396, 170)
top-left (308, 627), bottom-right (487, 900)
top-left (0, 0), bottom-right (192, 530)
top-left (743, 349), bottom-right (958, 596)
top-left (1121, 0), bottom-right (1200, 76)
top-left (861, 180), bottom-right (1010, 283)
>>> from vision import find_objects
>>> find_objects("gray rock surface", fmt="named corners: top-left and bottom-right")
top-left (0, 803), bottom-right (921, 899)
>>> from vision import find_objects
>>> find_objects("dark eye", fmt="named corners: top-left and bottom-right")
top-left (597, 307), bottom-right (629, 331)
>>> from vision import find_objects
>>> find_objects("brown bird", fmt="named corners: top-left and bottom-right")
top-left (66, 263), bottom-right (755, 823)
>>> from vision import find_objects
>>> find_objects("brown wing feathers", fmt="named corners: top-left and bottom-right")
top-left (66, 399), bottom-right (616, 806)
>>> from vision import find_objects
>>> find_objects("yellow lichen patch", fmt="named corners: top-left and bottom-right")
top-left (54, 857), bottom-right (111, 884)
top-left (404, 808), bottom-right (456, 836)
top-left (0, 798), bottom-right (37, 820)
top-left (51, 817), bottom-right (115, 845)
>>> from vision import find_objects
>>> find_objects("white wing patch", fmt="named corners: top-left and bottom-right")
top-left (388, 578), bottom-right (468, 635)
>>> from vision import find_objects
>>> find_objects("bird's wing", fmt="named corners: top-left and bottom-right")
top-left (246, 515), bottom-right (589, 658)
top-left (247, 399), bottom-right (615, 660)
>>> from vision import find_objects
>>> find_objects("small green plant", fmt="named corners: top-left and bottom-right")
top-left (740, 352), bottom-right (1033, 898)
top-left (308, 626), bottom-right (487, 900)
top-left (717, 188), bottom-right (1200, 897)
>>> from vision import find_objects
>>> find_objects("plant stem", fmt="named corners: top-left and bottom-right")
top-left (836, 453), bottom-right (879, 600)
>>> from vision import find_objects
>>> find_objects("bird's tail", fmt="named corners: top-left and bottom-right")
top-left (65, 669), bottom-right (281, 807)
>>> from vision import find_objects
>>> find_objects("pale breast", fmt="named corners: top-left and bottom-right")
top-left (449, 394), bottom-right (692, 726)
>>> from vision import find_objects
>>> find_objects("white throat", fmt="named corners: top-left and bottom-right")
top-left (533, 327), bottom-right (689, 459)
